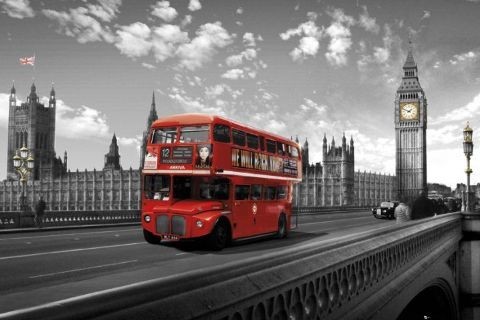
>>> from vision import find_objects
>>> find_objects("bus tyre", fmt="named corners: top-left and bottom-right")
top-left (276, 214), bottom-right (288, 239)
top-left (208, 221), bottom-right (229, 251)
top-left (143, 229), bottom-right (161, 245)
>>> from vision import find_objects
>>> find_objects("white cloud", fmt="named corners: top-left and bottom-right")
top-left (243, 32), bottom-right (256, 47)
top-left (292, 36), bottom-right (319, 61)
top-left (151, 1), bottom-right (178, 22)
top-left (142, 62), bottom-right (156, 69)
top-left (358, 6), bottom-right (379, 33)
top-left (226, 48), bottom-right (257, 67)
top-left (222, 68), bottom-right (244, 79)
top-left (152, 24), bottom-right (189, 61)
top-left (449, 51), bottom-right (478, 65)
top-left (117, 136), bottom-right (141, 149)
top-left (42, 7), bottom-right (115, 43)
top-left (430, 92), bottom-right (480, 125)
top-left (188, 0), bottom-right (201, 11)
top-left (176, 22), bottom-right (234, 70)
top-left (420, 10), bottom-right (431, 21)
top-left (325, 22), bottom-right (352, 66)
top-left (169, 88), bottom-right (224, 114)
top-left (325, 8), bottom-right (355, 67)
top-left (280, 13), bottom-right (323, 62)
top-left (181, 14), bottom-right (192, 27)
top-left (115, 22), bottom-right (152, 58)
top-left (52, 98), bottom-right (110, 140)
top-left (86, 0), bottom-right (121, 22)
top-left (0, 0), bottom-right (34, 19)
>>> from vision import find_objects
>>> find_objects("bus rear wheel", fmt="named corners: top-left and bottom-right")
top-left (143, 229), bottom-right (161, 245)
top-left (276, 214), bottom-right (288, 239)
top-left (208, 221), bottom-right (229, 250)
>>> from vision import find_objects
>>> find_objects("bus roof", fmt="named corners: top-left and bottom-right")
top-left (152, 113), bottom-right (297, 145)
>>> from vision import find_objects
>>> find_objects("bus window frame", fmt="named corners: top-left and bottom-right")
top-left (179, 125), bottom-right (210, 143)
top-left (235, 185), bottom-right (250, 200)
top-left (266, 139), bottom-right (276, 154)
top-left (232, 129), bottom-right (246, 147)
top-left (246, 133), bottom-right (259, 150)
top-left (251, 184), bottom-right (262, 200)
top-left (152, 127), bottom-right (178, 144)
top-left (213, 124), bottom-right (231, 143)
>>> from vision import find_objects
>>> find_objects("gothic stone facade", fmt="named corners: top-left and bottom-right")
top-left (7, 83), bottom-right (66, 181)
top-left (0, 168), bottom-right (140, 212)
top-left (1, 83), bottom-right (145, 212)
top-left (294, 135), bottom-right (396, 207)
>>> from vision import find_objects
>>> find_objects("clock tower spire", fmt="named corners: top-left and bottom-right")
top-left (394, 41), bottom-right (428, 202)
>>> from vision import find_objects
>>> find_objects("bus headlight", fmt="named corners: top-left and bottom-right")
top-left (196, 220), bottom-right (204, 228)
top-left (144, 215), bottom-right (151, 223)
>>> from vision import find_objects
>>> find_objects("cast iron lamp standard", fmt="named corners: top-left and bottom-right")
top-left (463, 122), bottom-right (473, 212)
top-left (13, 146), bottom-right (35, 212)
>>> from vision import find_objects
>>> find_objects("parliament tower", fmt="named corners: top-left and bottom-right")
top-left (394, 43), bottom-right (427, 202)
top-left (7, 83), bottom-right (66, 181)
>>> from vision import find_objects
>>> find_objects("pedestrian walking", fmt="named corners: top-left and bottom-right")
top-left (35, 196), bottom-right (46, 228)
top-left (394, 197), bottom-right (411, 223)
top-left (410, 191), bottom-right (434, 220)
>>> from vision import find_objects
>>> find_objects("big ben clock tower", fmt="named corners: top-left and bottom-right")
top-left (394, 42), bottom-right (427, 202)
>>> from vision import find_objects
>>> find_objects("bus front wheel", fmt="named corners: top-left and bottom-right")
top-left (208, 221), bottom-right (229, 250)
top-left (276, 214), bottom-right (288, 239)
top-left (143, 229), bottom-right (161, 245)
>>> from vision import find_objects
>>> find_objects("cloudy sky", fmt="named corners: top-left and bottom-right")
top-left (1, 0), bottom-right (480, 189)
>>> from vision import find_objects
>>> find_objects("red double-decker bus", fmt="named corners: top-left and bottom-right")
top-left (141, 114), bottom-right (302, 250)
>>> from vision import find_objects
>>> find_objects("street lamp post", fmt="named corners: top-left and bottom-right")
top-left (13, 146), bottom-right (35, 213)
top-left (463, 122), bottom-right (474, 212)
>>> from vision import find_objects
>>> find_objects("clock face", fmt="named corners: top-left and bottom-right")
top-left (400, 102), bottom-right (419, 121)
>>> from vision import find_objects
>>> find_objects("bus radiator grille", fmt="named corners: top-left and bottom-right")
top-left (156, 215), bottom-right (169, 234)
top-left (171, 216), bottom-right (186, 236)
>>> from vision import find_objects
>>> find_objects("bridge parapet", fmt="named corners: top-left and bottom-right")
top-left (2, 213), bottom-right (463, 320)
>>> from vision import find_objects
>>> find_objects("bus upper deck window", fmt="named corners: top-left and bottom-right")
top-left (266, 139), bottom-right (276, 153)
top-left (152, 127), bottom-right (177, 144)
top-left (246, 133), bottom-right (259, 149)
top-left (232, 129), bottom-right (246, 146)
top-left (180, 125), bottom-right (209, 143)
top-left (213, 124), bottom-right (231, 143)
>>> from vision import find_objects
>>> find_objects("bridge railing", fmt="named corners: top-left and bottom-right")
top-left (1, 212), bottom-right (462, 320)
top-left (0, 210), bottom-right (140, 229)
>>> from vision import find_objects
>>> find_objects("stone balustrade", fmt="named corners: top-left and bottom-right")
top-left (2, 212), bottom-right (462, 320)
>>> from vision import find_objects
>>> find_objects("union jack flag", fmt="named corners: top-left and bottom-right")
top-left (19, 56), bottom-right (35, 66)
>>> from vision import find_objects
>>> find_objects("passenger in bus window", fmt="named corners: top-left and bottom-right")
top-left (195, 145), bottom-right (212, 168)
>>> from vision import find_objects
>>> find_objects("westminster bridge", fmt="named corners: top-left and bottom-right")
top-left (0, 208), bottom-right (478, 320)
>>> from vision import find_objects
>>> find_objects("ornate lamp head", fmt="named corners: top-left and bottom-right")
top-left (463, 121), bottom-right (474, 156)
top-left (13, 153), bottom-right (21, 168)
top-left (20, 145), bottom-right (28, 159)
top-left (27, 154), bottom-right (35, 170)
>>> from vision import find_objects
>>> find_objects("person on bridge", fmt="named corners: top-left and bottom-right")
top-left (394, 197), bottom-right (410, 223)
top-left (410, 191), bottom-right (434, 220)
top-left (34, 196), bottom-right (46, 228)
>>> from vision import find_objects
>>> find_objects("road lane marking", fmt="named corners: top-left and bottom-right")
top-left (175, 252), bottom-right (188, 256)
top-left (0, 229), bottom-right (139, 241)
top-left (0, 242), bottom-right (144, 261)
top-left (300, 216), bottom-right (372, 225)
top-left (29, 260), bottom-right (138, 279)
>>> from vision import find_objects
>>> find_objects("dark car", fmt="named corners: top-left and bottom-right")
top-left (372, 201), bottom-right (399, 219)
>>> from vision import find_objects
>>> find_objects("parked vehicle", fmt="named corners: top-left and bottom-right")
top-left (372, 201), bottom-right (399, 219)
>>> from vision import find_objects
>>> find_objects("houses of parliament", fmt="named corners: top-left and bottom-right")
top-left (0, 83), bottom-right (159, 212)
